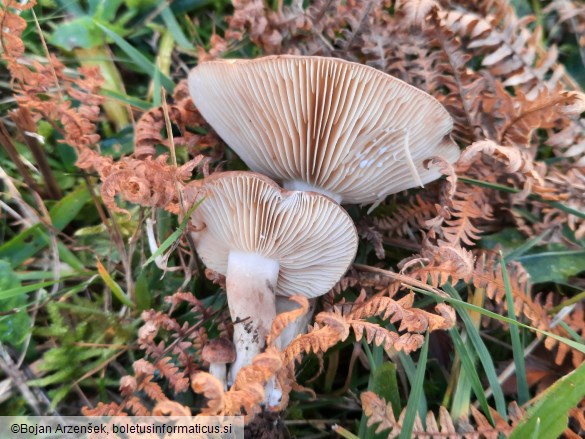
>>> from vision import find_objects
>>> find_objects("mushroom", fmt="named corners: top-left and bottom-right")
top-left (188, 55), bottom-right (460, 206)
top-left (201, 338), bottom-right (236, 390)
top-left (184, 172), bottom-right (358, 384)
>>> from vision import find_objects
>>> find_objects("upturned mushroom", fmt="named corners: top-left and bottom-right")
top-left (188, 55), bottom-right (460, 206)
top-left (183, 172), bottom-right (358, 383)
top-left (201, 338), bottom-right (236, 390)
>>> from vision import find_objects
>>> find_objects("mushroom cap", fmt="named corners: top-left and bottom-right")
top-left (188, 55), bottom-right (460, 205)
top-left (184, 172), bottom-right (358, 298)
top-left (202, 337), bottom-right (236, 364)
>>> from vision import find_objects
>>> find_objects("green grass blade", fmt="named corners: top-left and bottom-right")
top-left (96, 259), bottom-right (134, 308)
top-left (557, 321), bottom-right (584, 343)
top-left (398, 351), bottom-right (427, 417)
top-left (16, 271), bottom-right (79, 281)
top-left (501, 254), bottom-right (530, 404)
top-left (142, 198), bottom-right (204, 268)
top-left (442, 284), bottom-right (508, 418)
top-left (360, 360), bottom-right (401, 439)
top-left (449, 328), bottom-right (494, 425)
top-left (0, 186), bottom-right (91, 267)
top-left (509, 360), bottom-right (585, 439)
top-left (152, 68), bottom-right (161, 107)
top-left (94, 22), bottom-right (174, 92)
top-left (399, 332), bottom-right (429, 439)
top-left (504, 229), bottom-right (551, 261)
top-left (414, 284), bottom-right (585, 357)
top-left (0, 280), bottom-right (58, 300)
top-left (160, 6), bottom-right (194, 50)
top-left (100, 88), bottom-right (152, 110)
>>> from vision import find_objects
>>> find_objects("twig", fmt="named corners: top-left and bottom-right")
top-left (0, 121), bottom-right (43, 196)
top-left (10, 108), bottom-right (62, 199)
top-left (0, 343), bottom-right (46, 415)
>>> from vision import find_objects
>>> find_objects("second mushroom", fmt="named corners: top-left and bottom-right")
top-left (184, 172), bottom-right (358, 385)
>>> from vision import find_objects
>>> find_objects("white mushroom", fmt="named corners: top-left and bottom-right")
top-left (184, 172), bottom-right (358, 385)
top-left (188, 55), bottom-right (460, 206)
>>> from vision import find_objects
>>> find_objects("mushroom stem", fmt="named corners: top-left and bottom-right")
top-left (275, 296), bottom-right (317, 349)
top-left (283, 180), bottom-right (343, 204)
top-left (264, 297), bottom-right (317, 408)
top-left (208, 363), bottom-right (228, 390)
top-left (226, 250), bottom-right (279, 383)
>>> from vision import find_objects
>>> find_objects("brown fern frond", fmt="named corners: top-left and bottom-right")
top-left (155, 357), bottom-right (189, 394)
top-left (232, 348), bottom-right (282, 391)
top-left (82, 401), bottom-right (126, 416)
top-left (165, 291), bottom-right (207, 315)
top-left (456, 140), bottom-right (545, 203)
top-left (283, 323), bottom-right (343, 365)
top-left (361, 390), bottom-right (524, 437)
top-left (224, 383), bottom-right (265, 418)
top-left (98, 154), bottom-right (204, 216)
top-left (396, 0), bottom-right (440, 29)
top-left (266, 296), bottom-right (309, 347)
top-left (537, 167), bottom-right (585, 239)
top-left (440, 5), bottom-right (561, 101)
top-left (152, 400), bottom-right (191, 416)
top-left (345, 293), bottom-right (455, 332)
top-left (407, 242), bottom-right (476, 287)
top-left (374, 195), bottom-right (438, 240)
top-left (134, 80), bottom-right (219, 159)
top-left (357, 222), bottom-right (386, 259)
top-left (125, 397), bottom-right (150, 416)
top-left (223, 349), bottom-right (282, 417)
top-left (442, 185), bottom-right (492, 247)
top-left (191, 372), bottom-right (225, 415)
top-left (490, 85), bottom-right (584, 147)
top-left (350, 320), bottom-right (417, 352)
top-left (133, 359), bottom-right (167, 402)
top-left (0, 0), bottom-right (38, 81)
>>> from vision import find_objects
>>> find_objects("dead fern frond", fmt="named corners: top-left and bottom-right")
top-left (98, 154), bottom-right (204, 216)
top-left (155, 357), bottom-right (189, 394)
top-left (441, 184), bottom-right (492, 247)
top-left (133, 358), bottom-right (167, 402)
top-left (82, 401), bottom-right (126, 416)
top-left (396, 0), bottom-right (440, 29)
top-left (224, 348), bottom-right (282, 417)
top-left (440, 6), bottom-right (561, 100)
top-left (357, 222), bottom-right (386, 259)
top-left (374, 195), bottom-right (438, 241)
top-left (152, 400), bottom-right (191, 416)
top-left (191, 372), bottom-right (225, 415)
top-left (266, 295), bottom-right (309, 347)
top-left (361, 391), bottom-right (524, 438)
top-left (346, 292), bottom-right (455, 333)
top-left (491, 85), bottom-right (584, 147)
top-left (0, 0), bottom-right (37, 81)
top-left (283, 323), bottom-right (343, 365)
top-left (134, 79), bottom-right (219, 159)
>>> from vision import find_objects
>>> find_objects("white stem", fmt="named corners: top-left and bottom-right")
top-left (283, 180), bottom-right (343, 204)
top-left (265, 376), bottom-right (282, 407)
top-left (208, 363), bottom-right (227, 390)
top-left (275, 296), bottom-right (317, 349)
top-left (263, 297), bottom-right (317, 408)
top-left (226, 251), bottom-right (279, 384)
